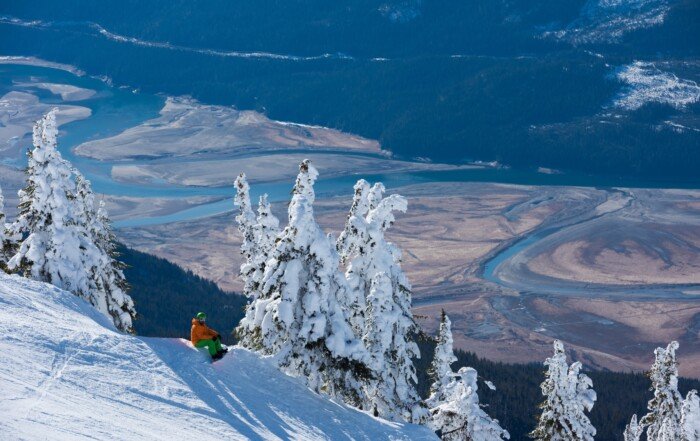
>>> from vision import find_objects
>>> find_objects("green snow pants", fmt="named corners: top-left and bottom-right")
top-left (195, 338), bottom-right (222, 356)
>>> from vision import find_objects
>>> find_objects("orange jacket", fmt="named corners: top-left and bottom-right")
top-left (191, 318), bottom-right (219, 345)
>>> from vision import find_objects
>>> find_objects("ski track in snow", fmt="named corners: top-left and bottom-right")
top-left (0, 273), bottom-right (436, 441)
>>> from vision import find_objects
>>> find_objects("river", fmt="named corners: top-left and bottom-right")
top-left (2, 62), bottom-right (700, 229)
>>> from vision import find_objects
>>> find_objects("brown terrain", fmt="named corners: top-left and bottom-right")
top-left (118, 182), bottom-right (700, 378)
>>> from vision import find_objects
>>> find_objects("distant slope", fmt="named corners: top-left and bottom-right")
top-left (1, 0), bottom-right (698, 181)
top-left (0, 273), bottom-right (436, 440)
top-left (118, 245), bottom-right (246, 344)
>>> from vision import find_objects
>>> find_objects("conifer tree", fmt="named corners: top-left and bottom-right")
top-left (0, 185), bottom-right (13, 272)
top-left (0, 186), bottom-right (8, 269)
top-left (427, 311), bottom-right (458, 408)
top-left (643, 341), bottom-right (685, 440)
top-left (430, 367), bottom-right (510, 441)
top-left (8, 109), bottom-right (135, 332)
top-left (256, 160), bottom-right (368, 404)
top-left (337, 178), bottom-right (371, 264)
top-left (337, 178), bottom-right (426, 422)
top-left (234, 172), bottom-right (280, 349)
top-left (75, 173), bottom-right (136, 333)
top-left (234, 173), bottom-right (257, 292)
top-left (335, 180), bottom-right (372, 335)
top-left (530, 340), bottom-right (597, 441)
top-left (682, 390), bottom-right (700, 441)
top-left (626, 341), bottom-right (685, 441)
top-left (8, 109), bottom-right (90, 293)
top-left (253, 194), bottom-right (279, 264)
top-left (623, 414), bottom-right (644, 441)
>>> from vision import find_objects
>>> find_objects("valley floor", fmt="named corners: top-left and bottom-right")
top-left (120, 182), bottom-right (700, 378)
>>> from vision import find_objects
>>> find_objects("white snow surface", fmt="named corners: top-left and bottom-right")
top-left (543, 0), bottom-right (671, 44)
top-left (0, 273), bottom-right (436, 440)
top-left (614, 62), bottom-right (700, 110)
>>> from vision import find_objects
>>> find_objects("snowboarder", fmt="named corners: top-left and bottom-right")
top-left (191, 312), bottom-right (228, 361)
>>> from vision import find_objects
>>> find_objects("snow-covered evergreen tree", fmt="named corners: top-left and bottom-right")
top-left (253, 194), bottom-right (279, 265)
top-left (0, 185), bottom-right (11, 271)
top-left (256, 160), bottom-right (368, 405)
top-left (427, 311), bottom-right (458, 408)
top-left (335, 180), bottom-right (372, 335)
top-left (623, 341), bottom-right (699, 441)
top-left (337, 178), bottom-right (426, 422)
top-left (234, 172), bottom-right (281, 349)
top-left (75, 173), bottom-right (135, 333)
top-left (337, 178), bottom-right (371, 264)
top-left (9, 109), bottom-right (90, 292)
top-left (8, 109), bottom-right (135, 332)
top-left (429, 366), bottom-right (510, 441)
top-left (623, 414), bottom-right (644, 441)
top-left (635, 341), bottom-right (686, 441)
top-left (682, 390), bottom-right (700, 441)
top-left (530, 340), bottom-right (597, 441)
top-left (233, 173), bottom-right (257, 291)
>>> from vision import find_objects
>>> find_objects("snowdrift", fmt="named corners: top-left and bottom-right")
top-left (0, 273), bottom-right (436, 440)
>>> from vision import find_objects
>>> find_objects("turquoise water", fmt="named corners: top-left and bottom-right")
top-left (481, 227), bottom-right (557, 284)
top-left (3, 62), bottom-right (700, 229)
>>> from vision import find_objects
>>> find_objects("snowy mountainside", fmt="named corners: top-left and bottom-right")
top-left (543, 0), bottom-right (673, 44)
top-left (0, 273), bottom-right (436, 440)
top-left (613, 61), bottom-right (700, 110)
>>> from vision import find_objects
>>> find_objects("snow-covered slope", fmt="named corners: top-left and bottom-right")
top-left (0, 273), bottom-right (436, 440)
top-left (543, 0), bottom-right (672, 44)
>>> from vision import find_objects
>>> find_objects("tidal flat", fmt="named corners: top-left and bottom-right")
top-left (118, 182), bottom-right (700, 377)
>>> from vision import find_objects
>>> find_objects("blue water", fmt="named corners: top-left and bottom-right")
top-left (3, 62), bottom-right (700, 229)
top-left (482, 227), bottom-right (558, 284)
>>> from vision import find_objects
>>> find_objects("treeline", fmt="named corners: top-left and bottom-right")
top-left (118, 245), bottom-right (246, 345)
top-left (415, 339), bottom-right (700, 440)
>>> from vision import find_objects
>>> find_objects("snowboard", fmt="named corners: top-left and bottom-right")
top-left (194, 344), bottom-right (229, 363)
top-left (211, 345), bottom-right (230, 363)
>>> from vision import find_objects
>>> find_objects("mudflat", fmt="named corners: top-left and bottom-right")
top-left (119, 182), bottom-right (700, 377)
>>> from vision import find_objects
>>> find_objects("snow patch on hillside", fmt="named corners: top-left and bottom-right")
top-left (543, 0), bottom-right (671, 44)
top-left (613, 62), bottom-right (700, 110)
top-left (0, 273), bottom-right (436, 440)
top-left (379, 1), bottom-right (422, 23)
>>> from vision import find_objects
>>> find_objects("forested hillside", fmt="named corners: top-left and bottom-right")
top-left (415, 340), bottom-right (700, 441)
top-left (2, 0), bottom-right (699, 181)
top-left (118, 245), bottom-right (246, 344)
